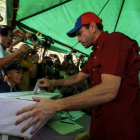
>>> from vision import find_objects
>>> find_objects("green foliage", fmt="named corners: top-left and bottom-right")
top-left (0, 0), bottom-right (6, 13)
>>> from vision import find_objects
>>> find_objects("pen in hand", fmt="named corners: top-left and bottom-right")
top-left (60, 120), bottom-right (75, 125)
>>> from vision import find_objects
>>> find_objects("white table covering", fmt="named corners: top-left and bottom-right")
top-left (0, 91), bottom-right (59, 139)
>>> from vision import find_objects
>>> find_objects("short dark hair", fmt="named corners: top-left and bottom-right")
top-left (83, 23), bottom-right (103, 30)
top-left (83, 24), bottom-right (90, 29)
top-left (0, 25), bottom-right (12, 32)
top-left (0, 25), bottom-right (12, 36)
top-left (96, 23), bottom-right (103, 30)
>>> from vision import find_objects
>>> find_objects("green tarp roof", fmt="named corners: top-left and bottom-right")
top-left (6, 0), bottom-right (140, 55)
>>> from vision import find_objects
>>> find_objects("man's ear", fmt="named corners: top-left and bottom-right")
top-left (90, 22), bottom-right (97, 33)
top-left (7, 71), bottom-right (12, 78)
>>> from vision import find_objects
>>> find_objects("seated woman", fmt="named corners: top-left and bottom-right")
top-left (0, 64), bottom-right (28, 92)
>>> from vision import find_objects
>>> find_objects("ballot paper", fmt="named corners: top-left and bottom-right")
top-left (69, 111), bottom-right (85, 120)
top-left (61, 111), bottom-right (85, 121)
top-left (33, 81), bottom-right (40, 95)
top-left (48, 118), bottom-right (83, 135)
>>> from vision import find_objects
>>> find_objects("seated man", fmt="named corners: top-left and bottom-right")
top-left (0, 64), bottom-right (28, 92)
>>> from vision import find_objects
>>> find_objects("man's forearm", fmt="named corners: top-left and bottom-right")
top-left (54, 74), bottom-right (121, 112)
top-left (54, 82), bottom-right (118, 112)
top-left (10, 38), bottom-right (22, 47)
top-left (55, 76), bottom-right (78, 86)
top-left (0, 50), bottom-right (20, 68)
top-left (53, 74), bottom-right (84, 87)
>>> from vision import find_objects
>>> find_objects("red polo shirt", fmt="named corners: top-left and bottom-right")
top-left (81, 31), bottom-right (140, 140)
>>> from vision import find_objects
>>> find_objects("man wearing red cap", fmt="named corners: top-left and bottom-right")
top-left (15, 12), bottom-right (140, 140)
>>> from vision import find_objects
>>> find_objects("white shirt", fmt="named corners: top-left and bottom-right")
top-left (0, 44), bottom-right (10, 73)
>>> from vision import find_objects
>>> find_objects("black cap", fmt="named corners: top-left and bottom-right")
top-left (7, 64), bottom-right (28, 72)
top-left (0, 25), bottom-right (11, 36)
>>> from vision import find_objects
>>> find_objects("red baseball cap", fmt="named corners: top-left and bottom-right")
top-left (67, 12), bottom-right (102, 37)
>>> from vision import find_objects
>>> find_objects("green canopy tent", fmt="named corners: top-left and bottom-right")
top-left (6, 0), bottom-right (140, 55)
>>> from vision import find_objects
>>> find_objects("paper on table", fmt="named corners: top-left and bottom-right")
top-left (0, 91), bottom-right (32, 98)
top-left (47, 119), bottom-right (83, 135)
top-left (10, 94), bottom-right (57, 100)
top-left (0, 91), bottom-right (59, 100)
top-left (61, 111), bottom-right (85, 121)
top-left (69, 111), bottom-right (85, 118)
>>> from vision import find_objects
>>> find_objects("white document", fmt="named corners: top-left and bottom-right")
top-left (33, 81), bottom-right (40, 95)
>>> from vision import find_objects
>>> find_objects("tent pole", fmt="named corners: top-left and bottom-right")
top-left (8, 0), bottom-right (19, 29)
top-left (114, 0), bottom-right (125, 32)
top-left (98, 0), bottom-right (109, 16)
top-left (133, 31), bottom-right (140, 39)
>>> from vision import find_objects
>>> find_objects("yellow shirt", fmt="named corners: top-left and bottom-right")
top-left (18, 58), bottom-right (34, 91)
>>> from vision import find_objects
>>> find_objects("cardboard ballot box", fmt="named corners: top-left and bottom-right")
top-left (0, 91), bottom-right (59, 139)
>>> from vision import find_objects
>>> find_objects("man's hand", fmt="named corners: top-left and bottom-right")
top-left (38, 78), bottom-right (55, 88)
top-left (26, 32), bottom-right (32, 39)
top-left (18, 45), bottom-right (32, 56)
top-left (13, 29), bottom-right (23, 38)
top-left (15, 97), bottom-right (57, 134)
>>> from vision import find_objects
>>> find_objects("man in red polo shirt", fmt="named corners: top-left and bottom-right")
top-left (15, 12), bottom-right (140, 140)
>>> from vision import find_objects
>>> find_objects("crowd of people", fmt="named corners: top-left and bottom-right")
top-left (0, 25), bottom-right (89, 98)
